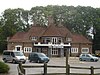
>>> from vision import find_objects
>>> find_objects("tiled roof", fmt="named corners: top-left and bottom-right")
top-left (9, 32), bottom-right (27, 42)
top-left (57, 26), bottom-right (72, 37)
top-left (8, 24), bottom-right (91, 44)
top-left (28, 26), bottom-right (46, 37)
top-left (72, 34), bottom-right (92, 44)
top-left (42, 25), bottom-right (62, 37)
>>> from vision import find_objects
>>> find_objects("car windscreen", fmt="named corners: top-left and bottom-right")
top-left (14, 52), bottom-right (24, 56)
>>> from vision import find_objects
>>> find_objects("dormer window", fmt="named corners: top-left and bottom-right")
top-left (45, 38), bottom-right (51, 44)
top-left (58, 38), bottom-right (62, 43)
top-left (31, 37), bottom-right (37, 41)
top-left (66, 37), bottom-right (72, 42)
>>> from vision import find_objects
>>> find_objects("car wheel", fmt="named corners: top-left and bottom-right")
top-left (45, 60), bottom-right (49, 63)
top-left (12, 59), bottom-right (16, 64)
top-left (90, 59), bottom-right (94, 62)
top-left (3, 58), bottom-right (7, 63)
top-left (95, 59), bottom-right (98, 62)
top-left (79, 58), bottom-right (82, 61)
top-left (46, 61), bottom-right (48, 63)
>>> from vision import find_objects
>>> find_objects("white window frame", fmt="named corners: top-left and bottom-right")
top-left (31, 37), bottom-right (37, 41)
top-left (24, 47), bottom-right (32, 53)
top-left (51, 48), bottom-right (58, 55)
top-left (15, 45), bottom-right (22, 52)
top-left (71, 48), bottom-right (78, 53)
top-left (52, 37), bottom-right (58, 44)
top-left (45, 37), bottom-right (51, 43)
top-left (81, 48), bottom-right (89, 53)
top-left (66, 37), bottom-right (72, 42)
top-left (58, 37), bottom-right (62, 43)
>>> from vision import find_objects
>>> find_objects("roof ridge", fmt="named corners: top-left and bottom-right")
top-left (41, 25), bottom-right (53, 36)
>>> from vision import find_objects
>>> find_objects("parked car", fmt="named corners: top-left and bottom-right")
top-left (28, 52), bottom-right (49, 63)
top-left (79, 54), bottom-right (99, 62)
top-left (2, 50), bottom-right (26, 64)
top-left (96, 53), bottom-right (100, 57)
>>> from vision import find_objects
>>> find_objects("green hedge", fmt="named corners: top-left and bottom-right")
top-left (0, 61), bottom-right (10, 73)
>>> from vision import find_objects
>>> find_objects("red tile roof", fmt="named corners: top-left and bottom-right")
top-left (42, 25), bottom-right (62, 37)
top-left (28, 26), bottom-right (46, 37)
top-left (57, 26), bottom-right (72, 37)
top-left (72, 34), bottom-right (92, 43)
top-left (8, 24), bottom-right (91, 44)
top-left (9, 32), bottom-right (27, 42)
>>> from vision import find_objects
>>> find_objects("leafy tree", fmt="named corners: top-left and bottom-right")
top-left (0, 8), bottom-right (31, 52)
top-left (92, 8), bottom-right (100, 51)
top-left (30, 6), bottom-right (47, 26)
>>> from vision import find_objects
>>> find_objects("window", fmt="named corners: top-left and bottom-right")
top-left (45, 38), bottom-right (51, 43)
top-left (34, 54), bottom-right (38, 57)
top-left (51, 48), bottom-right (58, 55)
top-left (31, 37), bottom-right (37, 41)
top-left (17, 47), bottom-right (20, 51)
top-left (58, 38), bottom-right (62, 43)
top-left (3, 52), bottom-right (10, 55)
top-left (24, 47), bottom-right (32, 53)
top-left (36, 48), bottom-right (41, 52)
top-left (71, 48), bottom-right (78, 53)
top-left (15, 45), bottom-right (22, 51)
top-left (66, 38), bottom-right (72, 42)
top-left (82, 54), bottom-right (85, 57)
top-left (11, 52), bottom-right (15, 57)
top-left (86, 55), bottom-right (90, 57)
top-left (52, 37), bottom-right (58, 44)
top-left (81, 48), bottom-right (89, 53)
top-left (42, 37), bottom-right (51, 44)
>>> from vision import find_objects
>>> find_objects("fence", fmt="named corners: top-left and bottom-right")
top-left (17, 62), bottom-right (100, 75)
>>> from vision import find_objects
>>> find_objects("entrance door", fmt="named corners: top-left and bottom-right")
top-left (51, 48), bottom-right (58, 56)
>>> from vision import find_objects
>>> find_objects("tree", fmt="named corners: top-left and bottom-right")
top-left (0, 8), bottom-right (31, 52)
top-left (92, 8), bottom-right (100, 51)
top-left (0, 5), bottom-right (100, 52)
top-left (30, 6), bottom-right (47, 26)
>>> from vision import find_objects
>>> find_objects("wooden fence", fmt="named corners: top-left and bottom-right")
top-left (17, 62), bottom-right (100, 75)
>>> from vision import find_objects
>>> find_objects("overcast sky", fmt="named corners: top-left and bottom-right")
top-left (0, 0), bottom-right (100, 13)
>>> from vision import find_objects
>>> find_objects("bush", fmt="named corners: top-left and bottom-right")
top-left (0, 61), bottom-right (10, 73)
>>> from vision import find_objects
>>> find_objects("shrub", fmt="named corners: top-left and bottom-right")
top-left (0, 61), bottom-right (10, 73)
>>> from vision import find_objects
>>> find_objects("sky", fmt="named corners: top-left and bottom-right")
top-left (0, 0), bottom-right (100, 13)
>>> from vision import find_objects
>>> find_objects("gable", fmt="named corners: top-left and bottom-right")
top-left (41, 25), bottom-right (62, 37)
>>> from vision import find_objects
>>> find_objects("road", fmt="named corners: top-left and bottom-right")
top-left (0, 56), bottom-right (100, 75)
